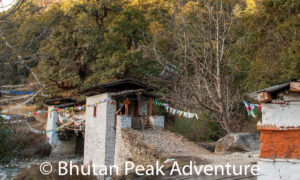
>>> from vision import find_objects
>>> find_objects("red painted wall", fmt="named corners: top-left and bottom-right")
top-left (260, 130), bottom-right (300, 159)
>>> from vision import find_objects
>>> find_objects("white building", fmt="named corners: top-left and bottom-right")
top-left (81, 79), bottom-right (165, 178)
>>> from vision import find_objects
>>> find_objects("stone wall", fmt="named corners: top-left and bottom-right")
top-left (84, 93), bottom-right (116, 169)
top-left (117, 115), bottom-right (132, 129)
top-left (150, 116), bottom-right (165, 128)
top-left (113, 129), bottom-right (159, 176)
top-left (114, 116), bottom-right (131, 174)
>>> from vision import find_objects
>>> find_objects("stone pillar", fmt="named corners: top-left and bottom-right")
top-left (46, 105), bottom-right (58, 145)
top-left (257, 102), bottom-right (300, 180)
top-left (84, 93), bottom-right (116, 172)
top-left (46, 106), bottom-right (76, 156)
top-left (46, 106), bottom-right (76, 155)
top-left (113, 115), bottom-right (132, 175)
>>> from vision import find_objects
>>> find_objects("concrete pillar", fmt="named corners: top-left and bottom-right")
top-left (84, 93), bottom-right (116, 170)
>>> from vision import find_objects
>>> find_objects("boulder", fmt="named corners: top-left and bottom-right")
top-left (34, 143), bottom-right (52, 157)
top-left (214, 133), bottom-right (260, 154)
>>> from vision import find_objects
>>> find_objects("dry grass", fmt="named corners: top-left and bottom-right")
top-left (0, 102), bottom-right (51, 160)
top-left (2, 104), bottom-right (37, 115)
top-left (8, 125), bottom-right (50, 158)
top-left (2, 103), bottom-right (48, 130)
top-left (15, 162), bottom-right (98, 180)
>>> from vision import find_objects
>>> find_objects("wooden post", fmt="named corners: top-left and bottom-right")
top-left (257, 91), bottom-right (272, 103)
top-left (290, 82), bottom-right (300, 93)
top-left (137, 93), bottom-right (144, 130)
top-left (149, 98), bottom-right (153, 117)
top-left (93, 106), bottom-right (97, 117)
top-left (137, 93), bottom-right (141, 115)
top-left (123, 98), bottom-right (130, 116)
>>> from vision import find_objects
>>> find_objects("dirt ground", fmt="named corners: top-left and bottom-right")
top-left (1, 104), bottom-right (48, 130)
top-left (127, 129), bottom-right (259, 166)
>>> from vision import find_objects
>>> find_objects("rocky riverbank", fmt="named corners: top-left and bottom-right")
top-left (0, 155), bottom-right (83, 179)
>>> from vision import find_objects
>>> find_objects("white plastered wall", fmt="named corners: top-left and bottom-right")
top-left (84, 93), bottom-right (116, 169)
top-left (261, 102), bottom-right (300, 126)
top-left (258, 159), bottom-right (300, 180)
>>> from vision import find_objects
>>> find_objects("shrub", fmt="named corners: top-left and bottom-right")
top-left (166, 112), bottom-right (225, 142)
top-left (0, 110), bottom-right (47, 162)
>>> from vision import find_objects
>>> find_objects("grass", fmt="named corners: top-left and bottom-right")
top-left (166, 116), bottom-right (224, 142)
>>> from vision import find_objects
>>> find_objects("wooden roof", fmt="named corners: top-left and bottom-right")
top-left (247, 79), bottom-right (300, 102)
top-left (81, 79), bottom-right (156, 96)
top-left (45, 98), bottom-right (77, 106)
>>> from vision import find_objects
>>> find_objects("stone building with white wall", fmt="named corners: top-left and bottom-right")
top-left (248, 79), bottom-right (300, 180)
top-left (81, 79), bottom-right (165, 177)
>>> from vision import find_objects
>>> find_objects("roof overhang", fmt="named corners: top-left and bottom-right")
top-left (81, 79), bottom-right (156, 96)
top-left (45, 98), bottom-right (77, 106)
top-left (110, 89), bottom-right (160, 99)
top-left (246, 79), bottom-right (300, 101)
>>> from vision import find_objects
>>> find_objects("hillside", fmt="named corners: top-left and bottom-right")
top-left (0, 0), bottom-right (299, 141)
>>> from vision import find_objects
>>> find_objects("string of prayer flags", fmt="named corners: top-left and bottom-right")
top-left (243, 100), bottom-right (262, 118)
top-left (0, 114), bottom-right (11, 120)
top-left (152, 100), bottom-right (199, 120)
top-left (0, 98), bottom-right (115, 120)
top-left (25, 118), bottom-right (74, 134)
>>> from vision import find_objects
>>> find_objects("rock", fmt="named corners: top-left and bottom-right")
top-left (214, 133), bottom-right (260, 154)
top-left (34, 143), bottom-right (52, 157)
top-left (199, 142), bottom-right (216, 152)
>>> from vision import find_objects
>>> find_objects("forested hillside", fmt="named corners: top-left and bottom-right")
top-left (0, 0), bottom-right (299, 140)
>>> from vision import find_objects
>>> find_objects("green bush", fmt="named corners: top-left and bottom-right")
top-left (166, 112), bottom-right (225, 142)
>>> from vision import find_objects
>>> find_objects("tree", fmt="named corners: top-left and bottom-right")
top-left (149, 0), bottom-right (241, 133)
top-left (89, 6), bottom-right (157, 83)
top-left (232, 0), bottom-right (300, 90)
